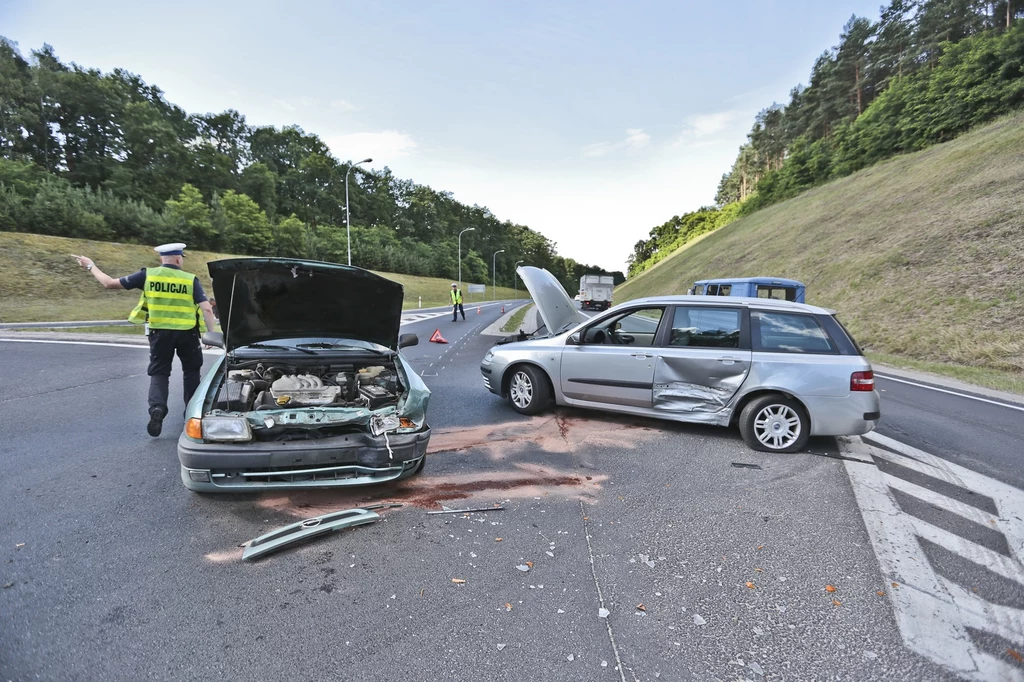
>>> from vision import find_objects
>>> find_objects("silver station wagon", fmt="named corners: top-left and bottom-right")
top-left (481, 266), bottom-right (880, 453)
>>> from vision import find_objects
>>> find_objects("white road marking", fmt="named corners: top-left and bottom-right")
top-left (0, 338), bottom-right (222, 355)
top-left (875, 373), bottom-right (1024, 413)
top-left (843, 433), bottom-right (1024, 681)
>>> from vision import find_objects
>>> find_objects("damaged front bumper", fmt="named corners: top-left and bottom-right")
top-left (177, 426), bottom-right (430, 492)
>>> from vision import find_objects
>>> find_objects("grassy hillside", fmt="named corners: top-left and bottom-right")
top-left (0, 232), bottom-right (521, 323)
top-left (616, 112), bottom-right (1024, 392)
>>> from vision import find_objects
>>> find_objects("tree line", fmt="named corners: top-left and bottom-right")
top-left (0, 39), bottom-right (623, 293)
top-left (628, 0), bottom-right (1024, 276)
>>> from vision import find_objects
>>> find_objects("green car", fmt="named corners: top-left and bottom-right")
top-left (177, 258), bottom-right (430, 492)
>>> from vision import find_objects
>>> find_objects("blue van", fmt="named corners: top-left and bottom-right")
top-left (688, 277), bottom-right (806, 303)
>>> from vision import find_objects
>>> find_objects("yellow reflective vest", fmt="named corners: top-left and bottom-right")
top-left (127, 266), bottom-right (204, 331)
top-left (450, 289), bottom-right (463, 304)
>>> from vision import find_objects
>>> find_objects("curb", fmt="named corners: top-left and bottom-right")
top-left (481, 302), bottom-right (535, 337)
top-left (0, 330), bottom-right (150, 346)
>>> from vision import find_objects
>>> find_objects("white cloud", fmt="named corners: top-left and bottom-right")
top-left (325, 130), bottom-right (417, 162)
top-left (272, 99), bottom-right (297, 113)
top-left (674, 108), bottom-right (750, 145)
top-left (330, 99), bottom-right (358, 112)
top-left (582, 128), bottom-right (651, 158)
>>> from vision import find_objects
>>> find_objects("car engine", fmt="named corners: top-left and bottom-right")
top-left (212, 362), bottom-right (403, 412)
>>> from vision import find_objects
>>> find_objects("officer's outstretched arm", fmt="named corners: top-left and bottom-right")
top-left (74, 256), bottom-right (124, 289)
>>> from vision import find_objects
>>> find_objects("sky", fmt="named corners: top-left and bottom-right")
top-left (1, 0), bottom-right (884, 272)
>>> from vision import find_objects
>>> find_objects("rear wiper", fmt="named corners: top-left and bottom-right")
top-left (246, 343), bottom-right (318, 355)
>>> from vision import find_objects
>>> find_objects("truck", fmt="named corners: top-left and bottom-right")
top-left (688, 277), bottom-right (806, 303)
top-left (579, 275), bottom-right (614, 311)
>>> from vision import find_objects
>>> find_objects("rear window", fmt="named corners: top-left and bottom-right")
top-left (756, 285), bottom-right (796, 301)
top-left (669, 307), bottom-right (741, 348)
top-left (753, 311), bottom-right (837, 354)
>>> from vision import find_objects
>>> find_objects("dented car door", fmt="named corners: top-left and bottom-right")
top-left (652, 306), bottom-right (751, 419)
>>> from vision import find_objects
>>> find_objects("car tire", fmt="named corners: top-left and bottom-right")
top-left (507, 365), bottom-right (551, 415)
top-left (739, 394), bottom-right (810, 453)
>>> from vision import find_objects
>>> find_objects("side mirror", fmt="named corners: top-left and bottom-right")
top-left (567, 331), bottom-right (582, 345)
top-left (398, 333), bottom-right (419, 349)
top-left (202, 331), bottom-right (224, 348)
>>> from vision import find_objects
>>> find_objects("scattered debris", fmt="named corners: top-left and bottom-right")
top-left (825, 585), bottom-right (837, 593)
top-left (731, 462), bottom-right (763, 470)
top-left (497, 643), bottom-right (506, 651)
top-left (599, 608), bottom-right (610, 618)
top-left (525, 561), bottom-right (534, 568)
top-left (505, 602), bottom-right (513, 611)
top-left (516, 564), bottom-right (530, 572)
top-left (601, 661), bottom-right (608, 668)
top-left (746, 581), bottom-right (756, 589)
top-left (546, 551), bottom-right (555, 558)
top-left (693, 614), bottom-right (707, 626)
top-left (566, 654), bottom-right (575, 662)
top-left (754, 567), bottom-right (764, 573)
top-left (891, 581), bottom-right (899, 588)
top-left (863, 651), bottom-right (879, 661)
top-left (636, 603), bottom-right (646, 612)
top-left (495, 538), bottom-right (503, 542)
top-left (776, 606), bottom-right (787, 613)
top-left (15, 543), bottom-right (25, 548)
top-left (645, 559), bottom-right (656, 568)
top-left (557, 609), bottom-right (565, 614)
top-left (242, 505), bottom-right (401, 561)
top-left (426, 506), bottom-right (504, 515)
top-left (832, 599), bottom-right (843, 606)
top-left (877, 590), bottom-right (886, 596)
top-left (749, 661), bottom-right (765, 676)
top-left (1007, 649), bottom-right (1023, 663)
top-left (753, 627), bottom-right (764, 636)
top-left (452, 578), bottom-right (466, 584)
top-left (3, 582), bottom-right (13, 589)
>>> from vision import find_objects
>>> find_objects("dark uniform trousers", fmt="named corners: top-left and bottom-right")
top-left (147, 328), bottom-right (203, 412)
top-left (453, 301), bottom-right (465, 321)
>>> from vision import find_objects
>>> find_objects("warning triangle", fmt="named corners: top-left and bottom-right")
top-left (429, 328), bottom-right (448, 344)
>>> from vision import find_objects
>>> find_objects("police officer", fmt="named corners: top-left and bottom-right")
top-left (74, 243), bottom-right (218, 437)
top-left (451, 282), bottom-right (465, 321)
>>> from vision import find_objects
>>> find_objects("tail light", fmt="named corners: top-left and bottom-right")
top-left (850, 370), bottom-right (874, 392)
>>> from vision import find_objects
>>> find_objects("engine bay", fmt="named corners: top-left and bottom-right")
top-left (211, 359), bottom-right (404, 413)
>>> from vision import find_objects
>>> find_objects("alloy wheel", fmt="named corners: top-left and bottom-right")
top-left (752, 403), bottom-right (802, 450)
top-left (510, 371), bottom-right (534, 409)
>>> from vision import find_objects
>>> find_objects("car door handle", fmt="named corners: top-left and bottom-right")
top-left (717, 356), bottom-right (739, 365)
top-left (631, 353), bottom-right (652, 359)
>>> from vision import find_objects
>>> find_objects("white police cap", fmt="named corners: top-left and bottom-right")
top-left (154, 242), bottom-right (187, 256)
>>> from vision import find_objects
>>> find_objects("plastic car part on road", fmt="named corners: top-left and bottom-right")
top-left (241, 504), bottom-right (402, 561)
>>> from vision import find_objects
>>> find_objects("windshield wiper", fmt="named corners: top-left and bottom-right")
top-left (296, 342), bottom-right (384, 353)
top-left (246, 343), bottom-right (318, 355)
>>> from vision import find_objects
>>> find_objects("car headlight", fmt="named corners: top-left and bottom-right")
top-left (484, 351), bottom-right (494, 363)
top-left (202, 416), bottom-right (252, 442)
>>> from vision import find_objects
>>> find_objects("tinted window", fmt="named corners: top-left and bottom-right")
top-left (756, 286), bottom-right (796, 301)
top-left (693, 284), bottom-right (705, 295)
top-left (754, 311), bottom-right (836, 353)
top-left (706, 284), bottom-right (719, 295)
top-left (669, 307), bottom-right (741, 348)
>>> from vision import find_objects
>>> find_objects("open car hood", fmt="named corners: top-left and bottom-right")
top-left (517, 265), bottom-right (588, 335)
top-left (209, 258), bottom-right (404, 351)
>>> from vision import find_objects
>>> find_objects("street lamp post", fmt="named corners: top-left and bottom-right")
top-left (345, 157), bottom-right (372, 266)
top-left (458, 227), bottom-right (475, 288)
top-left (514, 260), bottom-right (524, 298)
top-left (492, 249), bottom-right (505, 301)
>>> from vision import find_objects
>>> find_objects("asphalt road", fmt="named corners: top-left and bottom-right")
top-left (1, 304), bottom-right (1022, 681)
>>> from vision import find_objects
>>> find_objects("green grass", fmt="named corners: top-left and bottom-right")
top-left (501, 303), bottom-right (533, 333)
top-left (0, 232), bottom-right (520, 322)
top-left (616, 111), bottom-right (1024, 394)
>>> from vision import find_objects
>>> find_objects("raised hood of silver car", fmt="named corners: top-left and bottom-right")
top-left (209, 258), bottom-right (404, 351)
top-left (517, 265), bottom-right (588, 335)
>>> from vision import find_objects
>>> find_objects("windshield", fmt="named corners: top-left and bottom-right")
top-left (235, 337), bottom-right (387, 353)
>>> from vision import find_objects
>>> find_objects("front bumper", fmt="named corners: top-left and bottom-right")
top-left (480, 364), bottom-right (499, 395)
top-left (177, 427), bottom-right (430, 492)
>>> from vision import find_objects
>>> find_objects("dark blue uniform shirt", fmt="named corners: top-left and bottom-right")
top-left (119, 264), bottom-right (208, 304)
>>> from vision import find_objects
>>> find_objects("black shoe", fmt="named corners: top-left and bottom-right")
top-left (147, 406), bottom-right (167, 437)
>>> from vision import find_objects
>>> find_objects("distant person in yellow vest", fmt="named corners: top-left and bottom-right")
top-left (74, 243), bottom-right (218, 437)
top-left (451, 282), bottom-right (465, 321)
